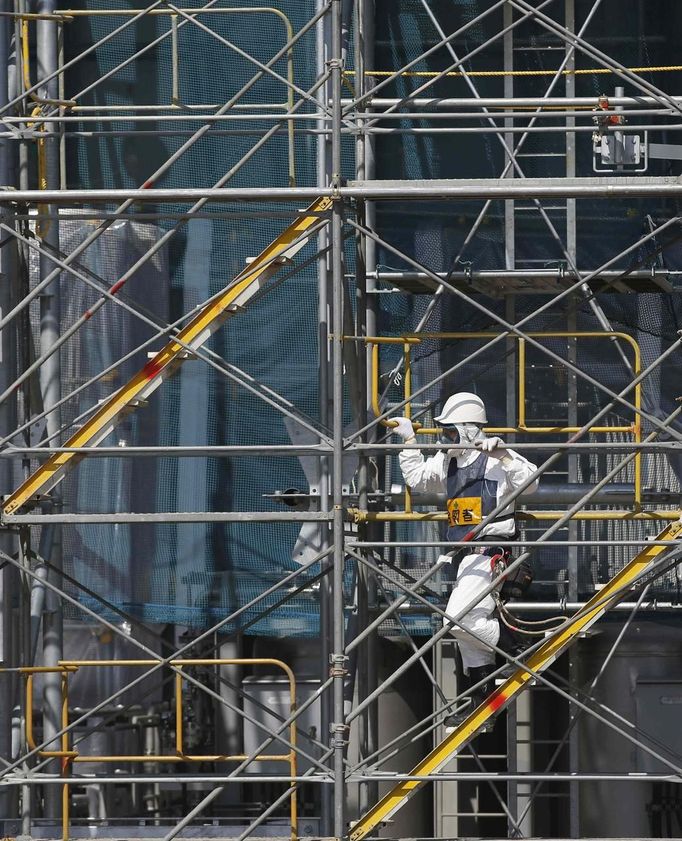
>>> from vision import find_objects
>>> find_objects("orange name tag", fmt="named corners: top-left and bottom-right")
top-left (447, 496), bottom-right (482, 527)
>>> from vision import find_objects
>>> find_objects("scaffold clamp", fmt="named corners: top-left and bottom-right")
top-left (330, 721), bottom-right (350, 748)
top-left (329, 652), bottom-right (348, 678)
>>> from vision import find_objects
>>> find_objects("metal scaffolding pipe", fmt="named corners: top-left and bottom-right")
top-left (35, 4), bottom-right (62, 817)
top-left (3, 511), bottom-right (336, 524)
top-left (2, 771), bottom-right (677, 784)
top-left (3, 176), bottom-right (682, 203)
top-left (349, 95), bottom-right (682, 110)
top-left (393, 602), bottom-right (682, 614)
top-left (4, 440), bottom-right (682, 457)
top-left (0, 0), bottom-right (14, 821)
top-left (330, 2), bottom-right (346, 836)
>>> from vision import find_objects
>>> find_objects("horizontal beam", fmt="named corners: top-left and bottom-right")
top-left (347, 176), bottom-right (682, 199)
top-left (347, 95), bottom-right (682, 110)
top-left (1, 176), bottom-right (682, 203)
top-left (0, 444), bottom-right (333, 458)
top-left (2, 511), bottom-right (334, 524)
top-left (3, 442), bottom-right (682, 457)
top-left (374, 269), bottom-right (681, 281)
top-left (4, 772), bottom-right (678, 785)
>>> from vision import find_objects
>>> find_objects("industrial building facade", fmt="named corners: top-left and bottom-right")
top-left (0, 0), bottom-right (681, 838)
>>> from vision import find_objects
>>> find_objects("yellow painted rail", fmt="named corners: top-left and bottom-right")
top-left (3, 197), bottom-right (332, 516)
top-left (21, 657), bottom-right (299, 841)
top-left (349, 518), bottom-right (682, 841)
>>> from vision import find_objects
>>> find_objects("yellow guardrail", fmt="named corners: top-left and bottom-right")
top-left (365, 330), bottom-right (642, 507)
top-left (23, 658), bottom-right (299, 841)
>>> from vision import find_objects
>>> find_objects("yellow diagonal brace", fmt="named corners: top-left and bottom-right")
top-left (3, 197), bottom-right (332, 516)
top-left (349, 518), bottom-right (682, 841)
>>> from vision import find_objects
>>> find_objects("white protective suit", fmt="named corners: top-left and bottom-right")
top-left (399, 443), bottom-right (538, 670)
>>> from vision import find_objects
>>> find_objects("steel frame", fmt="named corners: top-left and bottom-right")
top-left (0, 1), bottom-right (681, 840)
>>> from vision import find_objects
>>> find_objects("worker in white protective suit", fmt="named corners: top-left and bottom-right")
top-left (392, 392), bottom-right (538, 728)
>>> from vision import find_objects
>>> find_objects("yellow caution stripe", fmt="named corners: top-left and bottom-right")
top-left (3, 197), bottom-right (332, 516)
top-left (349, 519), bottom-right (682, 841)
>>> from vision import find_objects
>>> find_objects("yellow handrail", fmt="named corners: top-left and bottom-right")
top-left (23, 657), bottom-right (299, 841)
top-left (365, 330), bottom-right (643, 507)
top-left (348, 509), bottom-right (681, 523)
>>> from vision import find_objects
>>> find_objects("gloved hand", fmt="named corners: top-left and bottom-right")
top-left (391, 417), bottom-right (416, 441)
top-left (475, 435), bottom-right (509, 458)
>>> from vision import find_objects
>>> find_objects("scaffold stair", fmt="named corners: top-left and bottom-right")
top-left (2, 197), bottom-right (332, 517)
top-left (349, 518), bottom-right (682, 841)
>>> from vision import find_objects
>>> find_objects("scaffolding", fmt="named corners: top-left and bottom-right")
top-left (1, 1), bottom-right (682, 839)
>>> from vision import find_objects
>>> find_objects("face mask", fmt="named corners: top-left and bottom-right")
top-left (455, 423), bottom-right (484, 446)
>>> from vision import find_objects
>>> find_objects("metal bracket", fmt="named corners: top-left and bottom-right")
top-left (330, 721), bottom-right (350, 747)
top-left (329, 652), bottom-right (348, 678)
top-left (330, 174), bottom-right (342, 199)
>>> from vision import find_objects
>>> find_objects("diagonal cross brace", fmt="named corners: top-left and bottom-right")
top-left (349, 518), bottom-right (682, 841)
top-left (2, 197), bottom-right (332, 516)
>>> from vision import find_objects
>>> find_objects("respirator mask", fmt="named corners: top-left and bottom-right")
top-left (440, 423), bottom-right (484, 458)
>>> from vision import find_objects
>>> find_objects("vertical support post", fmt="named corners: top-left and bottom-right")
top-left (502, 10), bottom-right (523, 833)
top-left (564, 2), bottom-right (580, 836)
top-left (505, 298), bottom-right (526, 835)
top-left (18, 528), bottom-right (32, 837)
top-left (565, 0), bottom-right (577, 260)
top-left (171, 14), bottom-right (179, 105)
top-left (503, 2), bottom-right (514, 272)
top-left (353, 0), bottom-right (371, 813)
top-left (57, 21), bottom-right (65, 190)
top-left (403, 343), bottom-right (412, 513)
top-left (19, 529), bottom-right (36, 836)
top-left (36, 0), bottom-right (63, 820)
top-left (358, 0), bottom-right (378, 812)
top-left (330, 1), bottom-right (346, 838)
top-left (613, 85), bottom-right (625, 170)
top-left (316, 0), bottom-right (333, 832)
top-left (36, 0), bottom-right (61, 437)
top-left (514, 692), bottom-right (532, 835)
top-left (61, 670), bottom-right (71, 841)
top-left (0, 0), bottom-right (17, 825)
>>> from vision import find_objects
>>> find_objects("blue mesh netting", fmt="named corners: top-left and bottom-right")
top-left (31, 0), bottom-right (682, 637)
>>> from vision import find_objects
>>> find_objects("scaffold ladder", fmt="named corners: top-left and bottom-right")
top-left (2, 197), bottom-right (332, 516)
top-left (349, 518), bottom-right (682, 841)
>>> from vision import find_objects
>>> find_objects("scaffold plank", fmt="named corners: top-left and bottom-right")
top-left (2, 197), bottom-right (332, 517)
top-left (349, 518), bottom-right (682, 841)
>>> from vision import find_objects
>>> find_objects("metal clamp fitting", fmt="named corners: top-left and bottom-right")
top-left (330, 721), bottom-right (350, 747)
top-left (329, 652), bottom-right (348, 678)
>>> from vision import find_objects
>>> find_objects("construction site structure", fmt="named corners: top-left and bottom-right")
top-left (1, 1), bottom-right (682, 840)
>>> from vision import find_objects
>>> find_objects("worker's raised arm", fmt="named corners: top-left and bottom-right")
top-left (392, 417), bottom-right (447, 494)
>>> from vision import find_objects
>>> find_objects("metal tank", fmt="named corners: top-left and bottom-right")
top-left (576, 619), bottom-right (682, 837)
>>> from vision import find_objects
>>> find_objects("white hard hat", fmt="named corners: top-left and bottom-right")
top-left (434, 392), bottom-right (487, 425)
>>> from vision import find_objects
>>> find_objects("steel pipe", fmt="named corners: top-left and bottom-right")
top-left (3, 511), bottom-right (335, 524)
top-left (348, 95), bottom-right (682, 110)
top-left (3, 176), bottom-right (682, 203)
